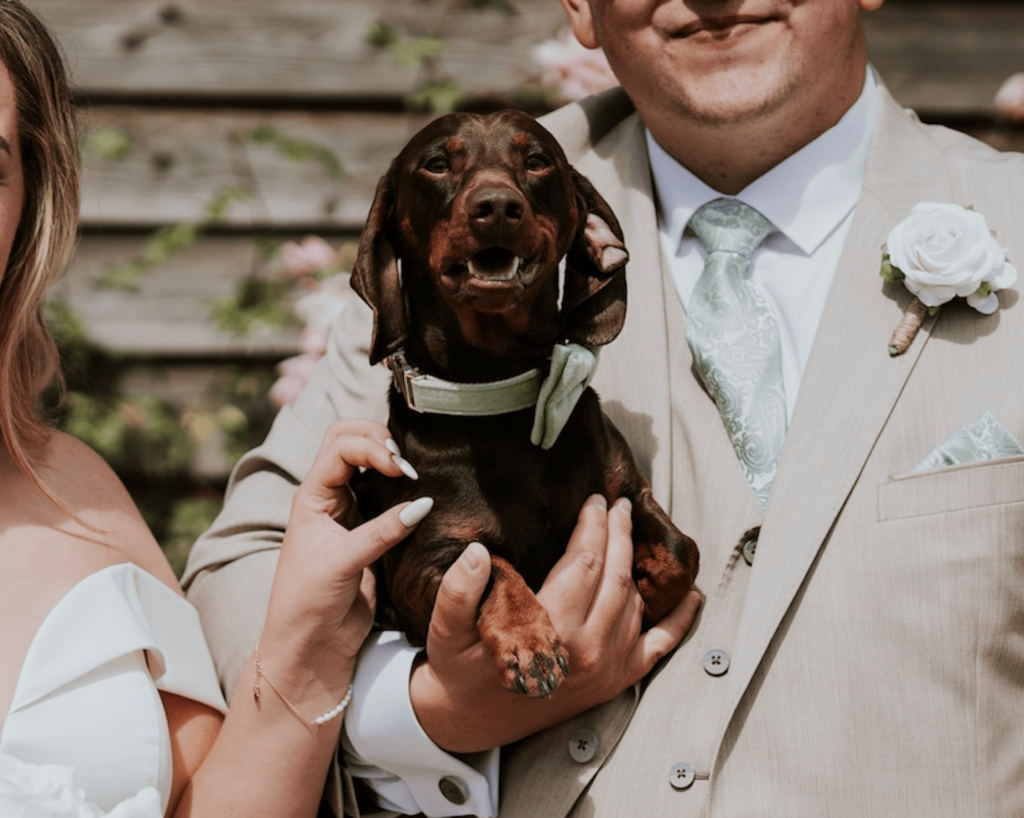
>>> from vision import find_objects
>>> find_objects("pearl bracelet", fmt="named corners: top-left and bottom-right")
top-left (253, 639), bottom-right (353, 729)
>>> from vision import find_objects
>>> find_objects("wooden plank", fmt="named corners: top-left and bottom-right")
top-left (80, 108), bottom-right (430, 230)
top-left (866, 3), bottom-right (1024, 115)
top-left (34, 0), bottom-right (567, 101)
top-left (56, 234), bottom-right (308, 356)
top-left (78, 104), bottom-right (1024, 233)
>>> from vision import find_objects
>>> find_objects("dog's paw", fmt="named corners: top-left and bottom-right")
top-left (634, 539), bottom-right (698, 627)
top-left (477, 556), bottom-right (570, 697)
top-left (495, 633), bottom-right (570, 698)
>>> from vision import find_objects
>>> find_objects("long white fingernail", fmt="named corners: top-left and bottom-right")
top-left (399, 496), bottom-right (434, 527)
top-left (385, 438), bottom-right (401, 456)
top-left (393, 454), bottom-right (419, 481)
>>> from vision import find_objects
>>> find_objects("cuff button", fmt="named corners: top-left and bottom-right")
top-left (439, 775), bottom-right (469, 805)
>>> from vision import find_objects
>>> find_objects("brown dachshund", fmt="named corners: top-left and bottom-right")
top-left (350, 110), bottom-right (698, 697)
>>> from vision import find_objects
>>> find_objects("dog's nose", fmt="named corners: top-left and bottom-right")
top-left (467, 186), bottom-right (526, 233)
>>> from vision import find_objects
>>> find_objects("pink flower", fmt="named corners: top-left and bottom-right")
top-left (293, 273), bottom-right (353, 332)
top-left (269, 353), bottom-right (321, 407)
top-left (280, 236), bottom-right (340, 279)
top-left (994, 73), bottom-right (1024, 122)
top-left (533, 28), bottom-right (618, 101)
top-left (300, 326), bottom-right (330, 356)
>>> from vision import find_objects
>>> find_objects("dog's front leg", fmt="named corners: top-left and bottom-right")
top-left (630, 487), bottom-right (700, 626)
top-left (477, 555), bottom-right (569, 697)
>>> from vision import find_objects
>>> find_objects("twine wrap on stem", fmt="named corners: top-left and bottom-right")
top-left (888, 297), bottom-right (930, 356)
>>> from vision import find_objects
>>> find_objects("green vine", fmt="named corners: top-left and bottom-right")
top-left (98, 186), bottom-right (250, 291)
top-left (368, 22), bottom-right (466, 114)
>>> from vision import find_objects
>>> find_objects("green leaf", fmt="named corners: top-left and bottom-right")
top-left (406, 78), bottom-right (465, 114)
top-left (98, 184), bottom-right (247, 289)
top-left (162, 497), bottom-right (225, 576)
top-left (242, 127), bottom-right (345, 178)
top-left (879, 252), bottom-right (905, 284)
top-left (367, 21), bottom-right (399, 48)
top-left (391, 36), bottom-right (446, 69)
top-left (212, 276), bottom-right (299, 336)
top-left (466, 0), bottom-right (518, 14)
top-left (83, 126), bottom-right (133, 161)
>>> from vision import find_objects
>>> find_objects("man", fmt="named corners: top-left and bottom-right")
top-left (184, 0), bottom-right (1024, 815)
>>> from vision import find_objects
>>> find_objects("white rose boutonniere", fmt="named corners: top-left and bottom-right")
top-left (881, 202), bottom-right (1018, 355)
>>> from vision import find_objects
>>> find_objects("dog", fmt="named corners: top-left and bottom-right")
top-left (350, 110), bottom-right (699, 698)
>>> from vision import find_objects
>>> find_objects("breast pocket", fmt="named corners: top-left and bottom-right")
top-left (877, 455), bottom-right (1024, 521)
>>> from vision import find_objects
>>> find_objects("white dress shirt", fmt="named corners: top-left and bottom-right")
top-left (341, 71), bottom-right (878, 818)
top-left (650, 71), bottom-right (877, 422)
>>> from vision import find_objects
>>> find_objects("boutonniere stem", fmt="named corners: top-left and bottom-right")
top-left (881, 203), bottom-right (1017, 357)
top-left (887, 297), bottom-right (930, 356)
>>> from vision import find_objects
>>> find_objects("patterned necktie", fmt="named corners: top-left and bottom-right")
top-left (685, 198), bottom-right (786, 508)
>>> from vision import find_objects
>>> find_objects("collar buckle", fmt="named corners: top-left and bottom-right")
top-left (387, 350), bottom-right (425, 412)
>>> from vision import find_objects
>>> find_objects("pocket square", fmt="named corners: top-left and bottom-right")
top-left (913, 410), bottom-right (1024, 472)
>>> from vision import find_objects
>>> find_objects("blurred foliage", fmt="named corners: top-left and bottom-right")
top-left (99, 187), bottom-right (250, 291)
top-left (60, 392), bottom-right (194, 476)
top-left (244, 126), bottom-right (346, 179)
top-left (212, 253), bottom-right (301, 337)
top-left (368, 22), bottom-right (466, 114)
top-left (466, 0), bottom-right (518, 12)
top-left (44, 299), bottom-right (278, 575)
top-left (161, 496), bottom-right (228, 577)
top-left (82, 125), bottom-right (133, 162)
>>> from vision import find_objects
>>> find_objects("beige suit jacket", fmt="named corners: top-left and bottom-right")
top-left (184, 84), bottom-right (1024, 817)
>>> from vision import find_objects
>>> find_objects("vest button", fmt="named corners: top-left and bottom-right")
top-left (669, 762), bottom-right (695, 790)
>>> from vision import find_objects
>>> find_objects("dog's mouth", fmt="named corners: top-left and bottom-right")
top-left (465, 247), bottom-right (524, 283)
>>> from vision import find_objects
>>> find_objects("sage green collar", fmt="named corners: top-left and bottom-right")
top-left (388, 351), bottom-right (543, 417)
top-left (387, 343), bottom-right (599, 450)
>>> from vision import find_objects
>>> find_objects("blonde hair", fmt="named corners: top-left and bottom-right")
top-left (0, 0), bottom-right (80, 485)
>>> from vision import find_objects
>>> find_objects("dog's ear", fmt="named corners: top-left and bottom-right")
top-left (350, 163), bottom-right (407, 365)
top-left (560, 168), bottom-right (628, 347)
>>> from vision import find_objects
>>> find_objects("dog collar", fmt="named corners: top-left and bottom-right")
top-left (388, 350), bottom-right (544, 417)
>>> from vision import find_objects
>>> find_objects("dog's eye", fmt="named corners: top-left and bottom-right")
top-left (423, 157), bottom-right (450, 174)
top-left (525, 153), bottom-right (552, 172)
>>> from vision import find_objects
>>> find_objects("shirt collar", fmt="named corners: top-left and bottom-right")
top-left (648, 69), bottom-right (878, 256)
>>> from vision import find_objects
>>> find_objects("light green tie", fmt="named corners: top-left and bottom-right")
top-left (686, 198), bottom-right (786, 508)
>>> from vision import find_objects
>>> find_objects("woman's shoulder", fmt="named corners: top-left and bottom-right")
top-left (35, 431), bottom-right (181, 590)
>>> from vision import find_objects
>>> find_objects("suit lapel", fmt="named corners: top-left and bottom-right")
top-left (573, 114), bottom-right (677, 503)
top-left (723, 86), bottom-right (956, 709)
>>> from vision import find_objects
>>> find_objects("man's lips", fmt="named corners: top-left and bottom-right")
top-left (676, 14), bottom-right (778, 39)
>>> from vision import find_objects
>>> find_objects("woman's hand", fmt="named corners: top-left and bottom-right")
top-left (410, 494), bottom-right (703, 753)
top-left (258, 420), bottom-right (432, 702)
top-left (170, 420), bottom-right (432, 818)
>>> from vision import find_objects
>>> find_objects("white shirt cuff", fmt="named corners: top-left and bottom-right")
top-left (342, 631), bottom-right (499, 817)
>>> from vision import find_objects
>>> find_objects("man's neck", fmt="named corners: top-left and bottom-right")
top-left (644, 67), bottom-right (868, 195)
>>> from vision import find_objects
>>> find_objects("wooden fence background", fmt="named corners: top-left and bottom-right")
top-left (29, 0), bottom-right (1024, 568)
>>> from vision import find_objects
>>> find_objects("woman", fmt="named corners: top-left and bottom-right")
top-left (0, 3), bottom-right (432, 815)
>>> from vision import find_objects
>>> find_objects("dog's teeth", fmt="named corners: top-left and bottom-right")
top-left (467, 255), bottom-right (523, 282)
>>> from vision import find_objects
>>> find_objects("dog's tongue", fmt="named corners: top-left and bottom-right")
top-left (467, 248), bottom-right (521, 282)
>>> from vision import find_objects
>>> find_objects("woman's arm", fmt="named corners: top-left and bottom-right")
top-left (166, 419), bottom-right (431, 818)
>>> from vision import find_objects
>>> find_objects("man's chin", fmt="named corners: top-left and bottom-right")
top-left (666, 78), bottom-right (796, 130)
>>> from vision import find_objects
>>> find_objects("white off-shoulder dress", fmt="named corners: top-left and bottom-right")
top-left (0, 564), bottom-right (227, 815)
